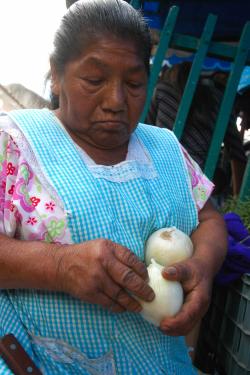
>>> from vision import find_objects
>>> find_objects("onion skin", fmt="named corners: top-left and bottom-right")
top-left (139, 260), bottom-right (183, 326)
top-left (145, 227), bottom-right (194, 267)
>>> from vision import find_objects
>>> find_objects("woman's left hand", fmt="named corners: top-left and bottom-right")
top-left (159, 257), bottom-right (212, 336)
top-left (159, 201), bottom-right (227, 336)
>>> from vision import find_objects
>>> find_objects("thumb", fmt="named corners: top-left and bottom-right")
top-left (162, 262), bottom-right (192, 282)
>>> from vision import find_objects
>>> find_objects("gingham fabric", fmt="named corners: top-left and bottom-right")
top-left (0, 109), bottom-right (198, 374)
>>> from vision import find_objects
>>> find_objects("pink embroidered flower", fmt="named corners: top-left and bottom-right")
top-left (45, 201), bottom-right (55, 211)
top-left (7, 162), bottom-right (15, 176)
top-left (30, 197), bottom-right (40, 207)
top-left (27, 217), bottom-right (37, 225)
top-left (13, 178), bottom-right (35, 213)
top-left (8, 185), bottom-right (15, 195)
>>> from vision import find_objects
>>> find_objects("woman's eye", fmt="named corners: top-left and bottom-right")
top-left (82, 78), bottom-right (103, 86)
top-left (127, 82), bottom-right (144, 89)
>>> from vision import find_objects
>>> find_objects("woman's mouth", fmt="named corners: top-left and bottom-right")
top-left (93, 120), bottom-right (128, 131)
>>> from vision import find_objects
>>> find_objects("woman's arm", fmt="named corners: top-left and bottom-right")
top-left (0, 234), bottom-right (61, 290)
top-left (0, 234), bottom-right (154, 313)
top-left (160, 200), bottom-right (227, 335)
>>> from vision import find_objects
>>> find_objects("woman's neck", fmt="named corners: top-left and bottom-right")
top-left (72, 136), bottom-right (129, 165)
top-left (54, 113), bottom-right (130, 165)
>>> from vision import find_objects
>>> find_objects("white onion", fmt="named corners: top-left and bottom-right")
top-left (145, 226), bottom-right (193, 267)
top-left (139, 259), bottom-right (183, 326)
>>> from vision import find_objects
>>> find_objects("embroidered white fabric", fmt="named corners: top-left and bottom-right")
top-left (0, 114), bottom-right (157, 186)
top-left (75, 133), bottom-right (158, 182)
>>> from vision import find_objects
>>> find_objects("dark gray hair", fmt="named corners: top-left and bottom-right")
top-left (51, 0), bottom-right (151, 75)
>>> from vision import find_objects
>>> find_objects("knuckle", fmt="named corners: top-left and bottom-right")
top-left (97, 240), bottom-right (115, 265)
top-left (126, 251), bottom-right (137, 265)
top-left (136, 262), bottom-right (148, 278)
top-left (104, 256), bottom-right (116, 270)
top-left (115, 291), bottom-right (128, 305)
top-left (98, 238), bottom-right (112, 252)
top-left (118, 248), bottom-right (134, 263)
top-left (120, 269), bottom-right (136, 285)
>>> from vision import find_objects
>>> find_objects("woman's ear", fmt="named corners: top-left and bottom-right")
top-left (50, 60), bottom-right (60, 96)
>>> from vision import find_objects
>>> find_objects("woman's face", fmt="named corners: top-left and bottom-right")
top-left (53, 37), bottom-right (148, 151)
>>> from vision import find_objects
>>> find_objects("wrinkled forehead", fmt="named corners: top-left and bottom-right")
top-left (82, 32), bottom-right (144, 56)
top-left (64, 36), bottom-right (148, 77)
top-left (71, 33), bottom-right (148, 71)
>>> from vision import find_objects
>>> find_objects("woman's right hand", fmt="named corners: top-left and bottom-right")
top-left (55, 239), bottom-right (155, 313)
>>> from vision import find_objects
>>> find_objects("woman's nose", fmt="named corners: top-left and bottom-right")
top-left (101, 81), bottom-right (126, 112)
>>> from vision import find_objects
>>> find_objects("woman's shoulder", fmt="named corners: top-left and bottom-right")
top-left (0, 113), bottom-right (21, 154)
top-left (136, 122), bottom-right (178, 142)
top-left (0, 111), bottom-right (15, 128)
top-left (0, 109), bottom-right (50, 155)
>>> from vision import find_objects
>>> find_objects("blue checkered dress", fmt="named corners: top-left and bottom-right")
top-left (0, 109), bottom-right (198, 374)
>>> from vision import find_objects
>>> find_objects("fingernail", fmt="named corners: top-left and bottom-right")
top-left (164, 267), bottom-right (177, 276)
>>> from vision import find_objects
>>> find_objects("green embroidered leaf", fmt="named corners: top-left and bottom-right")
top-left (47, 219), bottom-right (65, 238)
top-left (34, 176), bottom-right (42, 193)
top-left (20, 165), bottom-right (29, 181)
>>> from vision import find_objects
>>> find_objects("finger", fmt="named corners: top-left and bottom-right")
top-left (102, 274), bottom-right (142, 312)
top-left (113, 244), bottom-right (148, 280)
top-left (107, 261), bottom-right (154, 302)
top-left (160, 294), bottom-right (209, 336)
top-left (112, 288), bottom-right (142, 312)
top-left (162, 262), bottom-right (192, 282)
top-left (95, 293), bottom-right (125, 313)
top-left (160, 304), bottom-right (197, 336)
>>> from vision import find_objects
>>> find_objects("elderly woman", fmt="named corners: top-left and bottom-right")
top-left (0, 0), bottom-right (227, 374)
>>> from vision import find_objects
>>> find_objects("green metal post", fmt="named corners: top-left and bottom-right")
top-left (130, 0), bottom-right (141, 10)
top-left (140, 6), bottom-right (179, 122)
top-left (173, 14), bottom-right (217, 140)
top-left (170, 33), bottom-right (250, 65)
top-left (239, 157), bottom-right (250, 200)
top-left (204, 22), bottom-right (250, 179)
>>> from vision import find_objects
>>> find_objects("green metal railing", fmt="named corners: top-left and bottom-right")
top-left (204, 22), bottom-right (250, 180)
top-left (131, 1), bottom-right (250, 200)
top-left (172, 13), bottom-right (217, 140)
top-left (140, 6), bottom-right (179, 121)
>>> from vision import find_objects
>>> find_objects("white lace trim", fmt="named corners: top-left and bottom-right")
top-left (87, 160), bottom-right (157, 182)
top-left (75, 133), bottom-right (158, 182)
top-left (0, 114), bottom-right (64, 209)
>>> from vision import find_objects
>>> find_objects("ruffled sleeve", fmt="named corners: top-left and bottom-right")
top-left (181, 146), bottom-right (214, 211)
top-left (0, 128), bottom-right (20, 236)
top-left (0, 115), bottom-right (72, 243)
